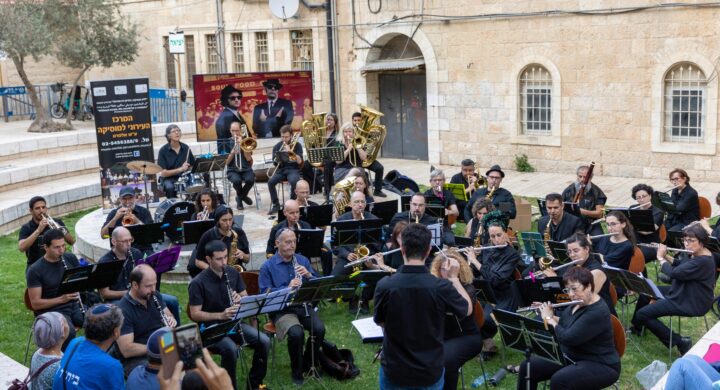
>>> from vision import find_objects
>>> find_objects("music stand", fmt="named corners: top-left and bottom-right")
top-left (513, 277), bottom-right (568, 308)
top-left (537, 199), bottom-right (548, 217)
top-left (58, 260), bottom-right (125, 296)
top-left (492, 309), bottom-right (568, 390)
top-left (304, 204), bottom-right (333, 227)
top-left (296, 229), bottom-right (325, 258)
top-left (665, 229), bottom-right (685, 249)
top-left (518, 232), bottom-right (548, 258)
top-left (370, 199), bottom-right (399, 225)
top-left (652, 191), bottom-right (677, 213)
top-left (109, 223), bottom-right (165, 246)
top-left (563, 202), bottom-right (580, 216)
top-left (200, 319), bottom-right (243, 347)
top-left (427, 223), bottom-right (443, 248)
top-left (137, 246), bottom-right (181, 274)
top-left (455, 236), bottom-right (473, 247)
top-left (400, 195), bottom-right (412, 211)
top-left (547, 241), bottom-right (570, 263)
top-left (610, 207), bottom-right (655, 232)
top-left (183, 220), bottom-right (216, 245)
top-left (194, 154), bottom-right (227, 195)
top-left (348, 270), bottom-right (390, 321)
top-left (331, 219), bottom-right (383, 248)
top-left (443, 183), bottom-right (467, 202)
top-left (307, 146), bottom-right (344, 165)
top-left (473, 279), bottom-right (498, 305)
top-left (424, 195), bottom-right (447, 220)
top-left (602, 265), bottom-right (664, 299)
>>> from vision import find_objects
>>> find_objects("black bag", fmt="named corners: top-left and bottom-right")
top-left (318, 340), bottom-right (360, 380)
top-left (8, 357), bottom-right (60, 390)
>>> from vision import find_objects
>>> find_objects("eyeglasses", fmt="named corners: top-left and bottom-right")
top-left (562, 285), bottom-right (583, 294)
top-left (606, 222), bottom-right (620, 227)
top-left (266, 86), bottom-right (279, 91)
top-left (488, 176), bottom-right (502, 180)
top-left (228, 96), bottom-right (241, 100)
top-left (683, 237), bottom-right (698, 243)
top-left (635, 194), bottom-right (650, 200)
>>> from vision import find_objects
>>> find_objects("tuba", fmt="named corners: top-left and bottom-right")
top-left (351, 105), bottom-right (387, 168)
top-left (301, 112), bottom-right (327, 168)
top-left (332, 175), bottom-right (356, 215)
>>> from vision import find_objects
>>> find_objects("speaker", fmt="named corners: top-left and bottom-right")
top-left (384, 170), bottom-right (419, 194)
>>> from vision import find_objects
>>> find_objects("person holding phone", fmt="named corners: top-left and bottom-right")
top-left (259, 228), bottom-right (324, 385)
top-left (188, 240), bottom-right (270, 390)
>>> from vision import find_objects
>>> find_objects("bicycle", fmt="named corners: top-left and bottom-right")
top-left (50, 83), bottom-right (94, 121)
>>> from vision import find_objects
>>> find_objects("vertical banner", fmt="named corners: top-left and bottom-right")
top-left (91, 78), bottom-right (156, 209)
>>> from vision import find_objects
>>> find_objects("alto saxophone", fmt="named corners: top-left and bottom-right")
top-left (538, 223), bottom-right (556, 271)
top-left (485, 185), bottom-right (497, 201)
top-left (228, 229), bottom-right (245, 272)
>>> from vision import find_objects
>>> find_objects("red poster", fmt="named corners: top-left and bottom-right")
top-left (192, 71), bottom-right (314, 142)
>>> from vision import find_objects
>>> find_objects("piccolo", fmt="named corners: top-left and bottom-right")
top-left (443, 243), bottom-right (508, 255)
top-left (517, 300), bottom-right (583, 313)
top-left (530, 259), bottom-right (584, 278)
top-left (344, 248), bottom-right (402, 268)
top-left (637, 243), bottom-right (694, 254)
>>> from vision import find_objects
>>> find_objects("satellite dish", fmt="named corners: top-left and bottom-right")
top-left (269, 0), bottom-right (299, 20)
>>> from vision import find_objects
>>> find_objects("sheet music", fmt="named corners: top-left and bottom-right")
top-left (351, 317), bottom-right (384, 341)
top-left (427, 223), bottom-right (443, 246)
top-left (603, 264), bottom-right (665, 299)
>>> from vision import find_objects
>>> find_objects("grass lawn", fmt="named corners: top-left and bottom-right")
top-left (0, 207), bottom-right (717, 389)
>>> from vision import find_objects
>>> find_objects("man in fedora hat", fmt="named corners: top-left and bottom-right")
top-left (463, 164), bottom-right (517, 221)
top-left (252, 78), bottom-right (294, 138)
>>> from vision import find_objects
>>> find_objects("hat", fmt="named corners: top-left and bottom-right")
top-left (262, 78), bottom-right (283, 89)
top-left (119, 186), bottom-right (135, 198)
top-left (146, 327), bottom-right (171, 361)
top-left (485, 165), bottom-right (505, 178)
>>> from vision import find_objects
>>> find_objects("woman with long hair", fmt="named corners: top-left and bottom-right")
top-left (594, 210), bottom-right (635, 270)
top-left (193, 188), bottom-right (218, 220)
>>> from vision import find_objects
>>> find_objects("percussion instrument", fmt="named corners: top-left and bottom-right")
top-left (179, 173), bottom-right (205, 194)
top-left (126, 160), bottom-right (163, 175)
top-left (154, 198), bottom-right (195, 242)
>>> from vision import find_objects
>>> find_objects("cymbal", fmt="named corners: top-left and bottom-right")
top-left (126, 160), bottom-right (162, 175)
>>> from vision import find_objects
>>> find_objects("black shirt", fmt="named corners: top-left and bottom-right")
top-left (537, 213), bottom-right (585, 242)
top-left (195, 226), bottom-right (249, 266)
top-left (272, 141), bottom-right (303, 171)
top-left (444, 284), bottom-right (479, 340)
top-left (666, 185), bottom-right (700, 229)
top-left (98, 248), bottom-right (144, 292)
top-left (662, 254), bottom-right (715, 315)
top-left (424, 188), bottom-right (457, 227)
top-left (464, 187), bottom-right (516, 221)
top-left (594, 237), bottom-right (634, 270)
top-left (19, 218), bottom-right (68, 265)
top-left (265, 219), bottom-right (313, 256)
top-left (478, 244), bottom-right (521, 310)
top-left (188, 266), bottom-right (246, 327)
top-left (157, 142), bottom-right (196, 177)
top-left (562, 183), bottom-right (607, 230)
top-left (555, 299), bottom-right (619, 366)
top-left (374, 264), bottom-right (468, 387)
top-left (26, 254), bottom-right (80, 315)
top-left (117, 292), bottom-right (167, 345)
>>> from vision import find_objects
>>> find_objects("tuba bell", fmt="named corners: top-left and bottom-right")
top-left (332, 175), bottom-right (356, 216)
top-left (301, 112), bottom-right (327, 168)
top-left (351, 105), bottom-right (387, 168)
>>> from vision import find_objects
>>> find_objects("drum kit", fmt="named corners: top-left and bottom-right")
top-left (126, 160), bottom-right (163, 209)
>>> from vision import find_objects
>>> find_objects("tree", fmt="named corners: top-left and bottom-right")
top-left (0, 0), bottom-right (64, 132)
top-left (49, 0), bottom-right (140, 128)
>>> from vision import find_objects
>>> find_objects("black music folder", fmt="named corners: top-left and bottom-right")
top-left (492, 309), bottom-right (568, 366)
top-left (193, 154), bottom-right (227, 173)
top-left (371, 199), bottom-right (399, 225)
top-left (547, 240), bottom-right (570, 263)
top-left (183, 220), bottom-right (216, 245)
top-left (610, 207), bottom-right (655, 232)
top-left (514, 277), bottom-right (568, 307)
top-left (424, 195), bottom-right (447, 220)
top-left (331, 218), bottom-right (384, 247)
top-left (109, 223), bottom-right (165, 246)
top-left (603, 265), bottom-right (664, 299)
top-left (296, 228), bottom-right (325, 258)
top-left (58, 260), bottom-right (125, 294)
top-left (652, 191), bottom-right (677, 213)
top-left (278, 204), bottom-right (333, 227)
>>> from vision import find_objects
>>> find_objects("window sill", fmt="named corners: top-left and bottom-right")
top-left (510, 135), bottom-right (561, 147)
top-left (651, 140), bottom-right (715, 155)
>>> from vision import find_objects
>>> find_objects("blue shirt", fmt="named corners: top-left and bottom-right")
top-left (52, 337), bottom-right (124, 390)
top-left (126, 364), bottom-right (159, 390)
top-left (259, 253), bottom-right (317, 292)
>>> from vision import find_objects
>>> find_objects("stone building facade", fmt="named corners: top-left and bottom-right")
top-left (4, 0), bottom-right (720, 181)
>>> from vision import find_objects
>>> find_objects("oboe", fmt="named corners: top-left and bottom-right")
top-left (517, 300), bottom-right (583, 313)
top-left (151, 292), bottom-right (170, 327)
top-left (60, 255), bottom-right (85, 315)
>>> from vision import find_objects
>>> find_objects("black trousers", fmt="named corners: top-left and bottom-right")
top-left (443, 334), bottom-right (483, 390)
top-left (161, 176), bottom-right (180, 199)
top-left (517, 358), bottom-right (620, 390)
top-left (631, 285), bottom-right (690, 349)
top-left (207, 323), bottom-right (270, 390)
top-left (323, 160), bottom-right (336, 198)
top-left (227, 168), bottom-right (255, 206)
top-left (282, 307), bottom-right (325, 380)
top-left (365, 160), bottom-right (384, 191)
top-left (268, 167), bottom-right (301, 205)
top-left (331, 258), bottom-right (375, 303)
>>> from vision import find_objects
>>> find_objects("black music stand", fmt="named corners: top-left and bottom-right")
top-left (455, 236), bottom-right (473, 247)
top-left (58, 260), bottom-right (125, 296)
top-left (183, 220), bottom-right (216, 245)
top-left (610, 207), bottom-right (655, 232)
top-left (331, 219), bottom-right (383, 248)
top-left (424, 195), bottom-right (447, 220)
top-left (652, 191), bottom-right (677, 213)
top-left (514, 277), bottom-right (567, 308)
top-left (370, 199), bottom-right (399, 225)
top-left (518, 232), bottom-right (548, 258)
top-left (109, 223), bottom-right (165, 246)
top-left (400, 195), bottom-right (413, 211)
top-left (665, 229), bottom-right (685, 249)
top-left (307, 146), bottom-right (344, 165)
top-left (194, 154), bottom-right (227, 196)
top-left (348, 270), bottom-right (390, 321)
top-left (563, 201), bottom-right (581, 216)
top-left (200, 319), bottom-right (243, 347)
top-left (547, 241), bottom-right (570, 263)
top-left (492, 309), bottom-right (568, 390)
top-left (296, 229), bottom-right (325, 258)
top-left (602, 265), bottom-right (664, 299)
top-left (537, 199), bottom-right (548, 217)
top-left (473, 279), bottom-right (498, 305)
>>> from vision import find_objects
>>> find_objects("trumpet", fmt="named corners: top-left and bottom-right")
top-left (517, 300), bottom-right (583, 313)
top-left (344, 248), bottom-right (402, 268)
top-left (122, 209), bottom-right (134, 226)
top-left (529, 259), bottom-right (585, 278)
top-left (42, 213), bottom-right (60, 230)
top-left (637, 242), bottom-right (694, 254)
top-left (198, 205), bottom-right (210, 221)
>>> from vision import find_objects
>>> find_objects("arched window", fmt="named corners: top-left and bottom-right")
top-left (664, 63), bottom-right (706, 143)
top-left (519, 65), bottom-right (552, 135)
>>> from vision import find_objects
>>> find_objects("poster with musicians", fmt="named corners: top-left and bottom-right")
top-left (192, 71), bottom-right (314, 142)
top-left (91, 77), bottom-right (157, 209)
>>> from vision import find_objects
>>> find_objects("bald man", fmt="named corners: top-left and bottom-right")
top-left (266, 200), bottom-right (313, 258)
top-left (116, 265), bottom-right (177, 375)
top-left (294, 179), bottom-right (318, 208)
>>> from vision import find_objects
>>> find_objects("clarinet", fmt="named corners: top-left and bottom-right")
top-left (60, 255), bottom-right (85, 315)
top-left (125, 250), bottom-right (135, 289)
top-left (291, 255), bottom-right (309, 317)
top-left (151, 292), bottom-right (170, 327)
top-left (223, 267), bottom-right (246, 343)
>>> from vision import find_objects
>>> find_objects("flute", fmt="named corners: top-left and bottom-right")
top-left (517, 300), bottom-right (583, 313)
top-left (530, 259), bottom-right (584, 278)
top-left (344, 248), bottom-right (402, 268)
top-left (637, 243), bottom-right (694, 254)
top-left (629, 201), bottom-right (653, 210)
top-left (588, 232), bottom-right (618, 240)
top-left (442, 243), bottom-right (507, 256)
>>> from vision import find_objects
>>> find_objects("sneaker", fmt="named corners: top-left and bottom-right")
top-left (243, 196), bottom-right (253, 206)
top-left (373, 189), bottom-right (387, 198)
top-left (268, 204), bottom-right (280, 215)
top-left (237, 204), bottom-right (244, 211)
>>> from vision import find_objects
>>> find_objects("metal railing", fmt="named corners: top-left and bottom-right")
top-left (150, 88), bottom-right (182, 124)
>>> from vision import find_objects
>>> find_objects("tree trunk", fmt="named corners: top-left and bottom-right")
top-left (64, 66), bottom-right (90, 129)
top-left (12, 57), bottom-right (63, 132)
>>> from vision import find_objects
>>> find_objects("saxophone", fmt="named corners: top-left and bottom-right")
top-left (538, 222), bottom-right (556, 271)
top-left (485, 185), bottom-right (497, 201)
top-left (228, 229), bottom-right (245, 272)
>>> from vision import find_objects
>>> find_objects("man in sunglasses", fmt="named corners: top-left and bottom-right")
top-left (252, 78), bottom-right (294, 138)
top-left (215, 84), bottom-right (248, 154)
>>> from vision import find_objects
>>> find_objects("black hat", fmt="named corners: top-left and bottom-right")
top-left (486, 165), bottom-right (505, 178)
top-left (262, 79), bottom-right (283, 89)
top-left (119, 186), bottom-right (135, 198)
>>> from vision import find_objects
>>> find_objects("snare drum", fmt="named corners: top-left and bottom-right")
top-left (183, 173), bottom-right (205, 194)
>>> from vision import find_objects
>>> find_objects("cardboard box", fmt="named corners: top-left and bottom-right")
top-left (509, 197), bottom-right (532, 232)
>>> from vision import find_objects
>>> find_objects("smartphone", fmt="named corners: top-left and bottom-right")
top-left (173, 323), bottom-right (203, 370)
top-left (159, 330), bottom-right (179, 379)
